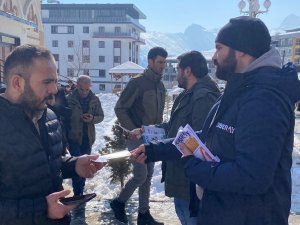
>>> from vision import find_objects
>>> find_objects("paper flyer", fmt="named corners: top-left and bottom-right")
top-left (172, 124), bottom-right (220, 200)
top-left (142, 126), bottom-right (166, 144)
top-left (93, 150), bottom-right (131, 162)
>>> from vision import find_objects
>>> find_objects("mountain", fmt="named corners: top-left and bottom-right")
top-left (140, 24), bottom-right (216, 67)
top-left (280, 14), bottom-right (300, 30)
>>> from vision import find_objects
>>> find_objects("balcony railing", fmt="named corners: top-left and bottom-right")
top-left (93, 32), bottom-right (145, 43)
top-left (43, 16), bottom-right (145, 31)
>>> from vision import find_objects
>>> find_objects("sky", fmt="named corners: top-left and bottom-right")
top-left (54, 0), bottom-right (299, 33)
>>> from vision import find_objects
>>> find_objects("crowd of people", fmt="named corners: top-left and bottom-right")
top-left (0, 16), bottom-right (300, 225)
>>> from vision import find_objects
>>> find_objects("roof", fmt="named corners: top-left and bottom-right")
top-left (109, 61), bottom-right (145, 75)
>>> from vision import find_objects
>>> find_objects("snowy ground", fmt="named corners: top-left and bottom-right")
top-left (68, 93), bottom-right (300, 224)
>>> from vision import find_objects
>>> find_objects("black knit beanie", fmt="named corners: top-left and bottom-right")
top-left (216, 16), bottom-right (271, 58)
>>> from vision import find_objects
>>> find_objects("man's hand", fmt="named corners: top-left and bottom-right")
top-left (130, 144), bottom-right (147, 164)
top-left (75, 154), bottom-right (105, 178)
top-left (179, 143), bottom-right (193, 157)
top-left (127, 128), bottom-right (143, 140)
top-left (47, 189), bottom-right (76, 219)
top-left (82, 113), bottom-right (93, 123)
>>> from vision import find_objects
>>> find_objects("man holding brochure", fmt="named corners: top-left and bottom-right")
top-left (131, 16), bottom-right (300, 225)
top-left (131, 51), bottom-right (220, 225)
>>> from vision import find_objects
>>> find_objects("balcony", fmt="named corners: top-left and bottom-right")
top-left (43, 16), bottom-right (145, 31)
top-left (93, 32), bottom-right (145, 44)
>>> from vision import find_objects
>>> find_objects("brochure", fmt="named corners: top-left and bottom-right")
top-left (92, 150), bottom-right (131, 163)
top-left (172, 124), bottom-right (220, 200)
top-left (142, 126), bottom-right (166, 144)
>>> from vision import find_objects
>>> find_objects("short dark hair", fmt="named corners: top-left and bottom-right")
top-left (177, 51), bottom-right (208, 79)
top-left (3, 44), bottom-right (54, 84)
top-left (147, 47), bottom-right (168, 60)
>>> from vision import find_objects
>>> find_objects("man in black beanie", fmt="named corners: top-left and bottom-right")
top-left (131, 16), bottom-right (300, 225)
top-left (176, 16), bottom-right (300, 225)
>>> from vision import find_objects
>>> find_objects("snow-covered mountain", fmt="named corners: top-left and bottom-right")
top-left (140, 24), bottom-right (216, 67)
top-left (280, 14), bottom-right (300, 30)
top-left (139, 15), bottom-right (300, 66)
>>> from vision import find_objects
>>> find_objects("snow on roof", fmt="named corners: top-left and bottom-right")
top-left (109, 61), bottom-right (145, 75)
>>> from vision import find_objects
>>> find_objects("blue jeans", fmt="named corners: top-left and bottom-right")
top-left (68, 136), bottom-right (91, 196)
top-left (174, 198), bottom-right (197, 225)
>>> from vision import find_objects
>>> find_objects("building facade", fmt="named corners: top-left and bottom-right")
top-left (0, 0), bottom-right (43, 86)
top-left (41, 3), bottom-right (146, 93)
top-left (272, 28), bottom-right (300, 69)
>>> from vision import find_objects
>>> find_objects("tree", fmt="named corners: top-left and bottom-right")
top-left (100, 120), bottom-right (132, 188)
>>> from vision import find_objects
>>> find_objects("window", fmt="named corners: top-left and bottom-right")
top-left (98, 26), bottom-right (105, 33)
top-left (99, 69), bottom-right (106, 77)
top-left (296, 38), bottom-right (300, 46)
top-left (82, 55), bottom-right (90, 63)
top-left (99, 84), bottom-right (105, 91)
top-left (99, 56), bottom-right (105, 62)
top-left (67, 68), bottom-right (74, 77)
top-left (83, 69), bottom-right (89, 75)
top-left (68, 55), bottom-right (74, 62)
top-left (115, 26), bottom-right (121, 33)
top-left (51, 25), bottom-right (58, 34)
top-left (68, 40), bottom-right (73, 48)
top-left (52, 40), bottom-right (58, 47)
top-left (82, 40), bottom-right (90, 48)
top-left (67, 26), bottom-right (74, 34)
top-left (295, 48), bottom-right (300, 56)
top-left (113, 40), bottom-right (121, 48)
top-left (114, 56), bottom-right (121, 63)
top-left (99, 41), bottom-right (105, 48)
top-left (83, 26), bottom-right (89, 33)
top-left (53, 54), bottom-right (59, 61)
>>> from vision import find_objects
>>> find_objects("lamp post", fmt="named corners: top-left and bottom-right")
top-left (238, 0), bottom-right (271, 18)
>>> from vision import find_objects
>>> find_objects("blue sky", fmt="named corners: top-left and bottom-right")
top-left (57, 0), bottom-right (299, 32)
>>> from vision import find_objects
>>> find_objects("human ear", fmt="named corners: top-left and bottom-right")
top-left (11, 74), bottom-right (25, 92)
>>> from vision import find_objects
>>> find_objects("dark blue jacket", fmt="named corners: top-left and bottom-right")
top-left (145, 49), bottom-right (300, 225)
top-left (0, 97), bottom-right (77, 225)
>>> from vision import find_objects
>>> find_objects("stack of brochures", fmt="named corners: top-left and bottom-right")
top-left (172, 124), bottom-right (220, 162)
top-left (172, 124), bottom-right (220, 200)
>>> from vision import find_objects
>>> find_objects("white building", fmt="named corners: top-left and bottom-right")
top-left (41, 3), bottom-right (146, 93)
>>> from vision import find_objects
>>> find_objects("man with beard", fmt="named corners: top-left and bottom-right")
top-left (111, 47), bottom-right (167, 225)
top-left (128, 51), bottom-right (220, 225)
top-left (0, 44), bottom-right (104, 225)
top-left (131, 16), bottom-right (300, 225)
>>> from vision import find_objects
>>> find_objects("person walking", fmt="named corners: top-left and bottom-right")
top-left (112, 47), bottom-right (168, 225)
top-left (67, 75), bottom-right (104, 196)
top-left (0, 44), bottom-right (104, 225)
top-left (131, 16), bottom-right (300, 225)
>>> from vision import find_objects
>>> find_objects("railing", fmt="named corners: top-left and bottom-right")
top-left (43, 16), bottom-right (145, 31)
top-left (92, 31), bottom-right (145, 43)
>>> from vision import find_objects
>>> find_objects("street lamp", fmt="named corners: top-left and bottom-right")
top-left (238, 0), bottom-right (271, 18)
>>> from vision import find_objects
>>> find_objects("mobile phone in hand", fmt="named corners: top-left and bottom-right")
top-left (59, 193), bottom-right (96, 205)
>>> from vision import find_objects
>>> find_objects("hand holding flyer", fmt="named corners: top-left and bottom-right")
top-left (142, 126), bottom-right (166, 145)
top-left (172, 124), bottom-right (220, 162)
top-left (172, 124), bottom-right (220, 200)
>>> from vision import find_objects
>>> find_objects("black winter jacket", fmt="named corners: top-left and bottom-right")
top-left (0, 96), bottom-right (77, 225)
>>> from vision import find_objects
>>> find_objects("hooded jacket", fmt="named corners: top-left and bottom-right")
top-left (182, 48), bottom-right (300, 225)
